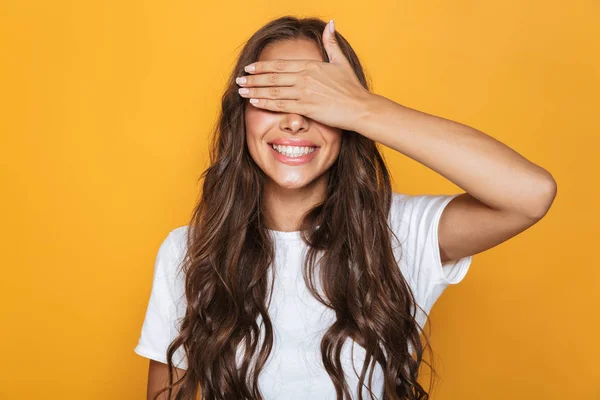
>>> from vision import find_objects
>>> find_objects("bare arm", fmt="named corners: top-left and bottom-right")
top-left (355, 94), bottom-right (557, 262)
top-left (146, 360), bottom-right (197, 400)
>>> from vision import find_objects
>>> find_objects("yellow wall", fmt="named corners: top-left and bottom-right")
top-left (1, 1), bottom-right (597, 399)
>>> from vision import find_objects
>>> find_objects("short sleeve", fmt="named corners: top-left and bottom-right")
top-left (134, 229), bottom-right (188, 369)
top-left (389, 192), bottom-right (473, 327)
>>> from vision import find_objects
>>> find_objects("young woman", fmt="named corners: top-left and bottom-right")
top-left (134, 16), bottom-right (557, 400)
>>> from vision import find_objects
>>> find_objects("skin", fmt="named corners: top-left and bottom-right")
top-left (145, 20), bottom-right (558, 399)
top-left (146, 360), bottom-right (187, 399)
top-left (144, 39), bottom-right (333, 400)
top-left (244, 38), bottom-right (343, 232)
top-left (237, 20), bottom-right (557, 263)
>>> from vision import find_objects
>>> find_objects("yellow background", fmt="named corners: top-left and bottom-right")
top-left (1, 1), bottom-right (598, 399)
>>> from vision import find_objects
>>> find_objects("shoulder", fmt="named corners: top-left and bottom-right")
top-left (166, 225), bottom-right (189, 260)
top-left (153, 226), bottom-right (189, 304)
top-left (388, 190), bottom-right (472, 311)
top-left (390, 190), bottom-right (459, 215)
top-left (388, 191), bottom-right (465, 279)
top-left (389, 191), bottom-right (461, 241)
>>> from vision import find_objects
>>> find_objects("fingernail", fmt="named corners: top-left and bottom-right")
top-left (329, 19), bottom-right (335, 33)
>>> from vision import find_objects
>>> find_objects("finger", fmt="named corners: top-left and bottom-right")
top-left (248, 98), bottom-right (307, 115)
top-left (244, 59), bottom-right (308, 74)
top-left (238, 85), bottom-right (301, 100)
top-left (237, 72), bottom-right (296, 88)
top-left (322, 19), bottom-right (351, 68)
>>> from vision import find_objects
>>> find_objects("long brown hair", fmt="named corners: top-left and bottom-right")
top-left (156, 15), bottom-right (438, 400)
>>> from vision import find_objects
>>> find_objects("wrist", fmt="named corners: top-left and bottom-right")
top-left (353, 92), bottom-right (383, 136)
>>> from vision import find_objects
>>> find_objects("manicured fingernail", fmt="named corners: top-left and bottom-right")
top-left (236, 76), bottom-right (247, 85)
top-left (249, 98), bottom-right (258, 104)
top-left (245, 64), bottom-right (255, 72)
top-left (329, 19), bottom-right (335, 33)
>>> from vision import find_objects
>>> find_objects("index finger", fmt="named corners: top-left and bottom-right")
top-left (244, 59), bottom-right (311, 74)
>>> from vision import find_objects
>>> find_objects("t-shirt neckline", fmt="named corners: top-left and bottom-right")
top-left (267, 229), bottom-right (302, 241)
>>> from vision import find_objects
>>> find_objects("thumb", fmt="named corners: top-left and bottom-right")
top-left (323, 20), bottom-right (349, 67)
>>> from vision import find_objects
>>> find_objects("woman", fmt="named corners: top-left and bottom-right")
top-left (134, 16), bottom-right (557, 400)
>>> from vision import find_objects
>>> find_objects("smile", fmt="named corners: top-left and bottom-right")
top-left (268, 143), bottom-right (320, 165)
top-left (270, 144), bottom-right (317, 157)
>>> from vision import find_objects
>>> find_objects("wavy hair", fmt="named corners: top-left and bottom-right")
top-left (155, 15), bottom-right (439, 400)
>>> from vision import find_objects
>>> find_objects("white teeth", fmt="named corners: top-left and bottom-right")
top-left (271, 144), bottom-right (317, 157)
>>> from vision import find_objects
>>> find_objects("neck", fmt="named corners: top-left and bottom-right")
top-left (262, 174), bottom-right (328, 232)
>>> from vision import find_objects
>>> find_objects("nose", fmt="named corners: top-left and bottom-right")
top-left (280, 113), bottom-right (309, 134)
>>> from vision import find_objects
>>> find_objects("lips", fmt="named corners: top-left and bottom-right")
top-left (268, 142), bottom-right (320, 165)
top-left (267, 138), bottom-right (320, 147)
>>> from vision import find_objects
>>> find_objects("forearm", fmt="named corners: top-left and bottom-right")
top-left (354, 93), bottom-right (556, 218)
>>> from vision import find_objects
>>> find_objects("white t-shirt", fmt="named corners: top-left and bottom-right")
top-left (134, 191), bottom-right (473, 399)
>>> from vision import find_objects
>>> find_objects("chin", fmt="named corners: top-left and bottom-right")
top-left (269, 176), bottom-right (314, 190)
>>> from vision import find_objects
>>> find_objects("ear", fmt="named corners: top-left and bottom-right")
top-left (322, 20), bottom-right (351, 67)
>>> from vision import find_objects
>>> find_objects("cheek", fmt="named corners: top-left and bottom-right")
top-left (244, 109), bottom-right (277, 163)
top-left (244, 113), bottom-right (263, 152)
top-left (323, 131), bottom-right (343, 157)
top-left (245, 107), bottom-right (274, 139)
